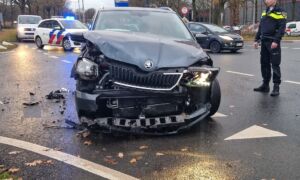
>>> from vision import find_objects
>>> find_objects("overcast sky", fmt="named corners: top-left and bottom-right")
top-left (67, 0), bottom-right (116, 10)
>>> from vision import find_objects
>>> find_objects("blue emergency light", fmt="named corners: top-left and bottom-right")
top-left (65, 16), bottom-right (75, 20)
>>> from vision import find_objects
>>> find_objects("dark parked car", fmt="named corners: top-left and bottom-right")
top-left (187, 22), bottom-right (244, 53)
top-left (71, 7), bottom-right (221, 135)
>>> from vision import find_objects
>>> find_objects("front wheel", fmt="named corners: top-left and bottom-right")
top-left (209, 79), bottom-right (221, 116)
top-left (63, 38), bottom-right (74, 51)
top-left (210, 41), bottom-right (221, 53)
top-left (35, 36), bottom-right (44, 49)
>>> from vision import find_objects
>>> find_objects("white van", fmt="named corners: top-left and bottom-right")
top-left (16, 15), bottom-right (42, 41)
top-left (286, 21), bottom-right (300, 36)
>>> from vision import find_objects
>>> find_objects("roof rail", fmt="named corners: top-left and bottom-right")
top-left (159, 7), bottom-right (174, 12)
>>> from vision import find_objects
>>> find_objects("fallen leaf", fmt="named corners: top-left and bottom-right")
top-left (25, 160), bottom-right (43, 167)
top-left (118, 152), bottom-right (124, 159)
top-left (225, 162), bottom-right (233, 168)
top-left (29, 92), bottom-right (35, 96)
top-left (136, 156), bottom-right (143, 160)
top-left (156, 152), bottom-right (164, 156)
top-left (8, 167), bottom-right (20, 173)
top-left (23, 102), bottom-right (39, 106)
top-left (181, 148), bottom-right (188, 152)
top-left (104, 158), bottom-right (118, 165)
top-left (82, 131), bottom-right (90, 138)
top-left (139, 145), bottom-right (149, 150)
top-left (130, 158), bottom-right (137, 164)
top-left (84, 141), bottom-right (92, 146)
top-left (53, 147), bottom-right (63, 151)
top-left (0, 101), bottom-right (3, 105)
top-left (45, 160), bottom-right (54, 165)
top-left (8, 151), bottom-right (22, 155)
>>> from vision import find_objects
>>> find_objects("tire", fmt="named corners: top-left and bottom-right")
top-left (35, 36), bottom-right (44, 49)
top-left (63, 38), bottom-right (74, 51)
top-left (17, 35), bottom-right (22, 42)
top-left (210, 41), bottom-right (221, 53)
top-left (209, 79), bottom-right (221, 116)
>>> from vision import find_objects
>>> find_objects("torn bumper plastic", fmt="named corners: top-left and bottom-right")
top-left (76, 90), bottom-right (211, 135)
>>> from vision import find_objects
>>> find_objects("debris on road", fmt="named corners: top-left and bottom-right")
top-left (83, 140), bottom-right (92, 146)
top-left (181, 148), bottom-right (189, 152)
top-left (139, 146), bottom-right (149, 150)
top-left (130, 158), bottom-right (137, 164)
top-left (65, 119), bottom-right (84, 130)
top-left (23, 102), bottom-right (39, 106)
top-left (29, 92), bottom-right (35, 96)
top-left (118, 152), bottom-right (124, 159)
top-left (8, 167), bottom-right (20, 173)
top-left (46, 91), bottom-right (65, 100)
top-left (25, 160), bottom-right (43, 167)
top-left (8, 151), bottom-right (22, 155)
top-left (104, 157), bottom-right (118, 165)
top-left (76, 129), bottom-right (90, 138)
top-left (156, 152), bottom-right (165, 156)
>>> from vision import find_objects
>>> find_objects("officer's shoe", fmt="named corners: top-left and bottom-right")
top-left (254, 83), bottom-right (270, 93)
top-left (270, 84), bottom-right (280, 97)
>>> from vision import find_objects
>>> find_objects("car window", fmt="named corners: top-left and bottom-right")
top-left (58, 20), bottom-right (87, 29)
top-left (202, 24), bottom-right (228, 34)
top-left (189, 24), bottom-right (207, 33)
top-left (288, 24), bottom-right (296, 29)
top-left (52, 20), bottom-right (61, 29)
top-left (18, 16), bottom-right (42, 24)
top-left (38, 20), bottom-right (51, 28)
top-left (94, 11), bottom-right (193, 40)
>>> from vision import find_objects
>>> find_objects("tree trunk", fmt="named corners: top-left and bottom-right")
top-left (292, 0), bottom-right (296, 20)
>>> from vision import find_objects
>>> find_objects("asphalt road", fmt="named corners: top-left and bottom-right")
top-left (1, 42), bottom-right (300, 180)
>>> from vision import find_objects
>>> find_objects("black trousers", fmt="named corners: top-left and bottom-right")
top-left (260, 39), bottom-right (281, 84)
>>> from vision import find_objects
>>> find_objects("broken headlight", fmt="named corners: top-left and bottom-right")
top-left (76, 58), bottom-right (99, 80)
top-left (184, 67), bottom-right (220, 87)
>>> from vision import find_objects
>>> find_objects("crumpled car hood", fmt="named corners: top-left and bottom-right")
top-left (84, 30), bottom-right (209, 71)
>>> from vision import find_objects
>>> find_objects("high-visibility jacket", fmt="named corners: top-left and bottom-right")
top-left (255, 6), bottom-right (287, 43)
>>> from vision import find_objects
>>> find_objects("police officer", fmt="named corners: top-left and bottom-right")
top-left (254, 0), bottom-right (287, 96)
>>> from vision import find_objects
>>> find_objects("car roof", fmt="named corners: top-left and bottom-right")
top-left (98, 7), bottom-right (175, 13)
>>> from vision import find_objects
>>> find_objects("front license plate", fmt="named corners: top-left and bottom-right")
top-left (236, 43), bottom-right (243, 47)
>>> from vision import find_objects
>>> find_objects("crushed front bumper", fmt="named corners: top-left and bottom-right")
top-left (75, 90), bottom-right (211, 135)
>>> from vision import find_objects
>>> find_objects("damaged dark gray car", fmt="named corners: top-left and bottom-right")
top-left (71, 7), bottom-right (221, 135)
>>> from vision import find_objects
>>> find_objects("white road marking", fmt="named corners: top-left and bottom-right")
top-left (61, 60), bottom-right (72, 64)
top-left (50, 56), bottom-right (59, 59)
top-left (32, 47), bottom-right (37, 50)
top-left (225, 125), bottom-right (287, 141)
top-left (43, 53), bottom-right (48, 55)
top-left (292, 48), bottom-right (300, 50)
top-left (226, 71), bottom-right (254, 77)
top-left (281, 47), bottom-right (288, 49)
top-left (211, 112), bottom-right (227, 118)
top-left (284, 80), bottom-right (300, 85)
top-left (0, 136), bottom-right (138, 180)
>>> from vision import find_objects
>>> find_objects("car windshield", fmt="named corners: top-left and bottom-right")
top-left (94, 10), bottom-right (193, 40)
top-left (203, 24), bottom-right (228, 33)
top-left (59, 20), bottom-right (87, 29)
top-left (18, 16), bottom-right (42, 24)
top-left (288, 24), bottom-right (296, 28)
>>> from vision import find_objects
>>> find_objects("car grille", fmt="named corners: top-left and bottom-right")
top-left (109, 63), bottom-right (183, 91)
top-left (24, 28), bottom-right (35, 31)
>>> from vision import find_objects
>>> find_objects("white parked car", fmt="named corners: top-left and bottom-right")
top-left (286, 21), bottom-right (300, 36)
top-left (16, 15), bottom-right (42, 41)
top-left (34, 18), bottom-right (88, 51)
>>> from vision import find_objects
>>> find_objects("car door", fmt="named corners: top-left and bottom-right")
top-left (188, 23), bottom-right (210, 48)
top-left (39, 20), bottom-right (53, 45)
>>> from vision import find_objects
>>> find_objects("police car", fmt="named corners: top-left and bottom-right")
top-left (34, 18), bottom-right (88, 51)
